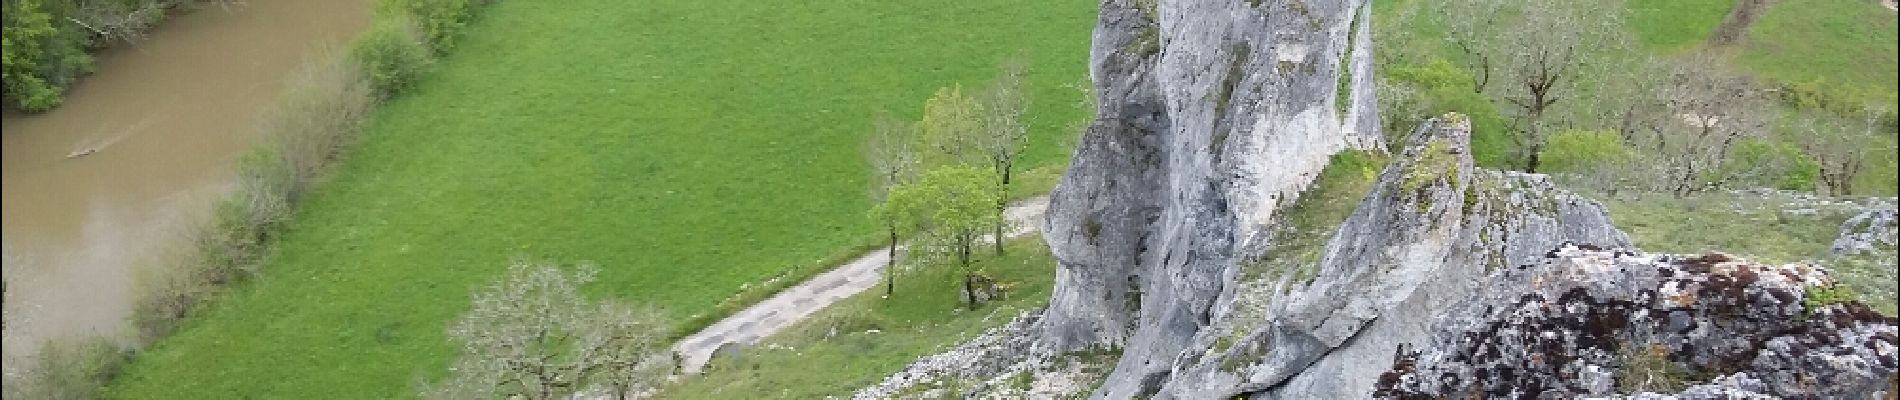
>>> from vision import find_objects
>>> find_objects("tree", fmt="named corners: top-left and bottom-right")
top-left (1436, 0), bottom-right (1632, 172)
top-left (866, 111), bottom-right (919, 297)
top-left (427, 261), bottom-right (669, 400)
top-left (877, 166), bottom-right (1002, 309)
top-left (974, 59), bottom-right (1031, 256)
top-left (920, 85), bottom-right (982, 165)
top-left (1793, 105), bottom-right (1886, 196)
top-left (1636, 52), bottom-right (1772, 196)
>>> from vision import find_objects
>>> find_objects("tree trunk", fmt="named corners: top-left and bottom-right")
top-left (886, 229), bottom-right (898, 296)
top-left (1524, 145), bottom-right (1543, 173)
top-left (963, 272), bottom-right (977, 310)
top-left (994, 202), bottom-right (1007, 257)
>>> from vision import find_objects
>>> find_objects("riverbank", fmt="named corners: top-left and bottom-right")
top-left (2, 0), bottom-right (369, 368)
top-left (5, 0), bottom-right (491, 396)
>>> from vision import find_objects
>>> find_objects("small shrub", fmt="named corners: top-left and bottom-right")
top-left (350, 18), bottom-right (433, 98)
top-left (1618, 342), bottom-right (1691, 393)
top-left (1803, 284), bottom-right (1860, 316)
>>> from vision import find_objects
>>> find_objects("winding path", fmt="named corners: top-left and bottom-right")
top-left (672, 197), bottom-right (1049, 373)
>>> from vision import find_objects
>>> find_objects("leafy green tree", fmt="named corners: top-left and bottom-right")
top-left (875, 166), bottom-right (1002, 308)
top-left (4, 0), bottom-right (66, 111)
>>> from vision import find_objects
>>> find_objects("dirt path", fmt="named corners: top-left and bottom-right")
top-left (672, 197), bottom-right (1049, 374)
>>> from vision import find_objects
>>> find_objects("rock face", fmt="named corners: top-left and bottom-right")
top-left (1375, 246), bottom-right (1899, 399)
top-left (1038, 0), bottom-right (1384, 396)
top-left (1147, 117), bottom-right (1634, 399)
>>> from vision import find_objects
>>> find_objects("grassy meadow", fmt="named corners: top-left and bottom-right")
top-left (105, 0), bottom-right (1094, 398)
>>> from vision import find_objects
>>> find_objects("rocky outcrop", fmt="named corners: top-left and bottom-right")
top-left (1374, 246), bottom-right (1899, 399)
top-left (1833, 201), bottom-right (1898, 257)
top-left (1037, 0), bottom-right (1384, 396)
top-left (859, 0), bottom-right (1898, 398)
top-left (1146, 117), bottom-right (1633, 399)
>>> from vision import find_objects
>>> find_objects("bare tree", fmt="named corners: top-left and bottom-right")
top-left (1627, 52), bottom-right (1773, 196)
top-left (1436, 0), bottom-right (1632, 172)
top-left (1793, 104), bottom-right (1886, 196)
top-left (975, 59), bottom-right (1031, 256)
top-left (866, 111), bottom-right (919, 297)
top-left (1435, 0), bottom-right (1509, 93)
top-left (426, 261), bottom-right (669, 400)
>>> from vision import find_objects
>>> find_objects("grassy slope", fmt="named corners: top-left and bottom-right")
top-left (663, 239), bottom-right (1057, 398)
top-left (1740, 0), bottom-right (1898, 102)
top-left (106, 1), bottom-right (1093, 398)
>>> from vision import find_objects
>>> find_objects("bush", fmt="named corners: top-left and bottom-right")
top-left (351, 18), bottom-right (433, 98)
top-left (378, 0), bottom-right (479, 54)
top-left (1716, 138), bottom-right (1820, 191)
top-left (1540, 129), bottom-right (1630, 174)
top-left (0, 337), bottom-right (131, 400)
top-left (130, 55), bottom-right (373, 343)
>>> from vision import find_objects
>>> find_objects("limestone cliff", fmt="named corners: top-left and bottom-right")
top-left (1037, 0), bottom-right (1383, 396)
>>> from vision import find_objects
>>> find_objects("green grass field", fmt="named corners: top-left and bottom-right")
top-left (104, 1), bottom-right (1093, 398)
top-left (664, 239), bottom-right (1057, 398)
top-left (1739, 0), bottom-right (1898, 104)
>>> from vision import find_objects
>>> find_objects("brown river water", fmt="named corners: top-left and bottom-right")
top-left (1, 0), bottom-right (368, 365)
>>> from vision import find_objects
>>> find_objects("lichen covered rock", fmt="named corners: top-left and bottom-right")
top-left (1374, 245), bottom-right (1899, 399)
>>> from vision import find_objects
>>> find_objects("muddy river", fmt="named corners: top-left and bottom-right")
top-left (2, 0), bottom-right (368, 365)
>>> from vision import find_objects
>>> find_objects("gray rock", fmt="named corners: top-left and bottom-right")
top-left (1037, 0), bottom-right (1383, 396)
top-left (1832, 201), bottom-right (1898, 257)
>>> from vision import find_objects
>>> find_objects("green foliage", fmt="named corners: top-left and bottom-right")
top-left (107, 1), bottom-right (1092, 397)
top-left (1803, 284), bottom-right (1860, 316)
top-left (1381, 60), bottom-right (1512, 168)
top-left (377, 0), bottom-right (478, 54)
top-left (351, 18), bottom-right (434, 98)
top-left (1540, 129), bottom-right (1630, 174)
top-left (664, 239), bottom-right (1060, 398)
top-left (1717, 139), bottom-right (1820, 192)
top-left (2, 0), bottom-right (94, 111)
top-left (920, 85), bottom-right (983, 165)
top-left (880, 166), bottom-right (1003, 270)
